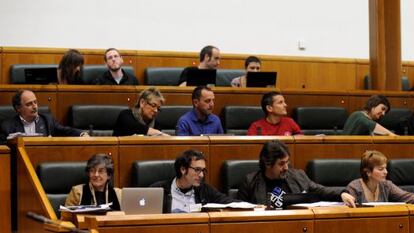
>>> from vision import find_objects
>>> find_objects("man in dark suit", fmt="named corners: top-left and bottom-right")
top-left (1, 89), bottom-right (87, 143)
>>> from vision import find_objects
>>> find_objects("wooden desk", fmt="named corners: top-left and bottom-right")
top-left (0, 146), bottom-right (11, 233)
top-left (209, 210), bottom-right (314, 233)
top-left (312, 205), bottom-right (409, 233)
top-left (84, 213), bottom-right (210, 233)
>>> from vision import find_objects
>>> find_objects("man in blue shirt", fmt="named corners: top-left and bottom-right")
top-left (176, 86), bottom-right (223, 136)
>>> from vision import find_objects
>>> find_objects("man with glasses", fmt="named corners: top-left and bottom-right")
top-left (176, 86), bottom-right (224, 136)
top-left (237, 140), bottom-right (356, 208)
top-left (94, 48), bottom-right (138, 85)
top-left (151, 150), bottom-right (235, 213)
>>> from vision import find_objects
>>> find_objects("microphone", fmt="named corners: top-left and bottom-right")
top-left (89, 124), bottom-right (94, 136)
top-left (26, 211), bottom-right (52, 224)
top-left (26, 212), bottom-right (90, 233)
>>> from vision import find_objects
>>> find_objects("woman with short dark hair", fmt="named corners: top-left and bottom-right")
top-left (65, 153), bottom-right (121, 210)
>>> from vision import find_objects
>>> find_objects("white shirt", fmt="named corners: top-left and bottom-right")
top-left (170, 178), bottom-right (196, 213)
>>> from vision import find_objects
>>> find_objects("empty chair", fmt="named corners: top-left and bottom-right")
top-left (222, 106), bottom-right (264, 135)
top-left (216, 69), bottom-right (245, 86)
top-left (81, 65), bottom-right (135, 84)
top-left (156, 105), bottom-right (192, 135)
top-left (387, 159), bottom-right (414, 192)
top-left (130, 160), bottom-right (175, 187)
top-left (306, 159), bottom-right (360, 189)
top-left (292, 107), bottom-right (348, 135)
top-left (221, 160), bottom-right (259, 198)
top-left (144, 67), bottom-right (184, 86)
top-left (9, 64), bottom-right (58, 84)
top-left (36, 162), bottom-right (88, 218)
top-left (69, 105), bottom-right (128, 136)
top-left (379, 108), bottom-right (413, 135)
top-left (364, 75), bottom-right (410, 91)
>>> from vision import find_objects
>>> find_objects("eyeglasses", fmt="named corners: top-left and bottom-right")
top-left (88, 168), bottom-right (107, 175)
top-left (146, 101), bottom-right (161, 111)
top-left (189, 166), bottom-right (207, 174)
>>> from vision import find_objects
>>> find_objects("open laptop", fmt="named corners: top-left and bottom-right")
top-left (186, 68), bottom-right (217, 86)
top-left (24, 67), bottom-right (58, 84)
top-left (121, 187), bottom-right (164, 214)
top-left (246, 71), bottom-right (277, 87)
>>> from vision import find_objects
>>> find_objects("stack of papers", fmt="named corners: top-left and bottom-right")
top-left (59, 203), bottom-right (112, 213)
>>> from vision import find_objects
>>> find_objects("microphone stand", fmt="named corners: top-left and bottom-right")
top-left (26, 212), bottom-right (90, 233)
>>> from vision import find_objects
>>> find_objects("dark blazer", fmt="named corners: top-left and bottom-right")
top-left (237, 169), bottom-right (344, 204)
top-left (1, 113), bottom-right (82, 142)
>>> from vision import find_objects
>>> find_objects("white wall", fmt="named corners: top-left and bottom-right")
top-left (0, 0), bottom-right (411, 60)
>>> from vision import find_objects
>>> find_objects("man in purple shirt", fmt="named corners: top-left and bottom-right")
top-left (176, 86), bottom-right (223, 136)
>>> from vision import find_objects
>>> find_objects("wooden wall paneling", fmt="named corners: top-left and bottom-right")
top-left (355, 60), bottom-right (370, 90)
top-left (293, 136), bottom-right (374, 170)
top-left (56, 86), bottom-right (138, 124)
top-left (371, 137), bottom-right (414, 158)
top-left (0, 146), bottom-right (11, 233)
top-left (0, 85), bottom-right (57, 116)
top-left (305, 62), bottom-right (357, 90)
top-left (282, 90), bottom-right (349, 116)
top-left (118, 137), bottom-right (209, 187)
top-left (208, 136), bottom-right (294, 191)
top-left (1, 48), bottom-right (66, 84)
top-left (20, 138), bottom-right (119, 185)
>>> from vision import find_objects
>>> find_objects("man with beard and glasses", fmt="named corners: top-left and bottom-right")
top-left (175, 86), bottom-right (223, 136)
top-left (94, 48), bottom-right (138, 85)
top-left (1, 89), bottom-right (88, 143)
top-left (237, 140), bottom-right (356, 208)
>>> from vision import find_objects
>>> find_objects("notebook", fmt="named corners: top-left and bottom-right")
top-left (121, 187), bottom-right (164, 214)
top-left (186, 68), bottom-right (217, 86)
top-left (246, 71), bottom-right (277, 87)
top-left (24, 67), bottom-right (58, 84)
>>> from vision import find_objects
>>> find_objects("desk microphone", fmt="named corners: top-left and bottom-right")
top-left (26, 212), bottom-right (90, 233)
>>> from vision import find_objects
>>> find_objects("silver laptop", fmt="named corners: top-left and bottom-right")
top-left (121, 187), bottom-right (164, 214)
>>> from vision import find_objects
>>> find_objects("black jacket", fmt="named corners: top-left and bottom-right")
top-left (94, 69), bottom-right (138, 85)
top-left (1, 113), bottom-right (82, 143)
top-left (151, 179), bottom-right (236, 213)
top-left (237, 169), bottom-right (344, 204)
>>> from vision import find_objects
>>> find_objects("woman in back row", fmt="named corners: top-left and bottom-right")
top-left (346, 150), bottom-right (414, 204)
top-left (57, 49), bottom-right (84, 84)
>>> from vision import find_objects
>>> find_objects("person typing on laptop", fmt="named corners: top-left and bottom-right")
top-left (178, 45), bottom-right (220, 86)
top-left (65, 154), bottom-right (121, 209)
top-left (151, 150), bottom-right (236, 213)
top-left (231, 56), bottom-right (261, 88)
top-left (237, 140), bottom-right (356, 209)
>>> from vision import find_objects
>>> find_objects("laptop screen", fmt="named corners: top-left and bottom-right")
top-left (24, 68), bottom-right (58, 84)
top-left (186, 68), bottom-right (217, 86)
top-left (121, 187), bottom-right (164, 214)
top-left (246, 71), bottom-right (277, 87)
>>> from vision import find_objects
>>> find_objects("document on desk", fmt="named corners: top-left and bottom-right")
top-left (59, 203), bottom-right (112, 213)
top-left (290, 201), bottom-right (345, 208)
top-left (202, 202), bottom-right (257, 209)
top-left (362, 202), bottom-right (406, 206)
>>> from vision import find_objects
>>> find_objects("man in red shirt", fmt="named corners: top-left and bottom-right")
top-left (247, 91), bottom-right (302, 136)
